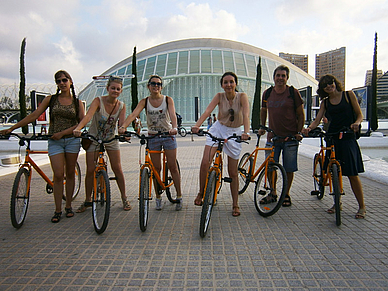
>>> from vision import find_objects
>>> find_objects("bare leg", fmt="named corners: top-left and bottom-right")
top-left (165, 148), bottom-right (182, 198)
top-left (107, 149), bottom-right (126, 201)
top-left (348, 175), bottom-right (366, 218)
top-left (64, 152), bottom-right (79, 209)
top-left (227, 156), bottom-right (240, 216)
top-left (49, 153), bottom-right (65, 213)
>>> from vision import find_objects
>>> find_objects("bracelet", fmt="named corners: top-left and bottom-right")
top-left (244, 132), bottom-right (250, 135)
top-left (173, 128), bottom-right (178, 131)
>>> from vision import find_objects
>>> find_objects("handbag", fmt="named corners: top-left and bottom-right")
top-left (345, 91), bottom-right (361, 139)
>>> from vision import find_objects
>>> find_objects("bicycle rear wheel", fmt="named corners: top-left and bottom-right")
top-left (165, 160), bottom-right (180, 203)
top-left (62, 161), bottom-right (82, 201)
top-left (178, 127), bottom-right (187, 137)
top-left (331, 163), bottom-right (341, 226)
top-left (254, 162), bottom-right (287, 217)
top-left (139, 167), bottom-right (150, 232)
top-left (10, 168), bottom-right (30, 229)
top-left (238, 152), bottom-right (253, 195)
top-left (312, 154), bottom-right (325, 200)
top-left (92, 170), bottom-right (111, 234)
top-left (200, 170), bottom-right (218, 238)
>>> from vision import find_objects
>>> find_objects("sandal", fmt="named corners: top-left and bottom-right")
top-left (194, 193), bottom-right (203, 206)
top-left (326, 203), bottom-right (342, 214)
top-left (65, 207), bottom-right (74, 218)
top-left (76, 201), bottom-right (92, 213)
top-left (259, 193), bottom-right (277, 204)
top-left (123, 199), bottom-right (132, 211)
top-left (232, 206), bottom-right (240, 217)
top-left (282, 195), bottom-right (292, 207)
top-left (355, 208), bottom-right (366, 219)
top-left (51, 211), bottom-right (62, 223)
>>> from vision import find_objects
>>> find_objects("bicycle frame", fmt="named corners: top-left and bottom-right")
top-left (93, 144), bottom-right (108, 193)
top-left (313, 137), bottom-right (344, 195)
top-left (202, 145), bottom-right (223, 202)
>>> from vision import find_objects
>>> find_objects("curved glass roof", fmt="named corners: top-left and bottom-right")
top-left (79, 38), bottom-right (318, 124)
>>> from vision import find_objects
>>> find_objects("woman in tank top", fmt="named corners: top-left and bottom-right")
top-left (119, 75), bottom-right (183, 211)
top-left (1, 70), bottom-right (85, 223)
top-left (73, 76), bottom-right (131, 212)
top-left (302, 75), bottom-right (366, 219)
top-left (191, 72), bottom-right (250, 217)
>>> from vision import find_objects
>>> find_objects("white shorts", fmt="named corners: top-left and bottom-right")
top-left (205, 121), bottom-right (242, 160)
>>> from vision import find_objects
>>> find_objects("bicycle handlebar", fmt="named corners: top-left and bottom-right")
top-left (191, 130), bottom-right (250, 143)
top-left (80, 131), bottom-right (122, 144)
top-left (307, 126), bottom-right (355, 138)
top-left (0, 132), bottom-right (52, 141)
top-left (254, 125), bottom-right (298, 142)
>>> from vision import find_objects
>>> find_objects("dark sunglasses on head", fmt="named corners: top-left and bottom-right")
top-left (229, 108), bottom-right (235, 122)
top-left (55, 78), bottom-right (69, 84)
top-left (109, 76), bottom-right (123, 82)
top-left (149, 81), bottom-right (162, 87)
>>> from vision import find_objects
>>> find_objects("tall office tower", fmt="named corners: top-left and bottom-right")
top-left (279, 52), bottom-right (308, 73)
top-left (365, 69), bottom-right (383, 86)
top-left (315, 47), bottom-right (346, 87)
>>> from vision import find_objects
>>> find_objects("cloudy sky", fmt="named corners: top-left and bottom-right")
top-left (1, 0), bottom-right (387, 90)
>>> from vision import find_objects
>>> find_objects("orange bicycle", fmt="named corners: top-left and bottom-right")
top-left (123, 131), bottom-right (180, 232)
top-left (238, 125), bottom-right (291, 217)
top-left (193, 130), bottom-right (247, 238)
top-left (2, 133), bottom-right (81, 229)
top-left (80, 132), bottom-right (126, 234)
top-left (308, 127), bottom-right (353, 226)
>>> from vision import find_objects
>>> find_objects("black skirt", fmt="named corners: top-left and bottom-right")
top-left (333, 137), bottom-right (364, 176)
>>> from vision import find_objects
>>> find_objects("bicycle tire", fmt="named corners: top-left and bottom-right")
top-left (62, 161), bottom-right (82, 201)
top-left (331, 163), bottom-right (341, 226)
top-left (238, 152), bottom-right (253, 195)
top-left (92, 170), bottom-right (111, 234)
top-left (165, 160), bottom-right (180, 203)
top-left (139, 167), bottom-right (150, 232)
top-left (178, 127), bottom-right (187, 137)
top-left (254, 162), bottom-right (287, 217)
top-left (313, 154), bottom-right (325, 200)
top-left (10, 168), bottom-right (30, 229)
top-left (199, 170), bottom-right (218, 238)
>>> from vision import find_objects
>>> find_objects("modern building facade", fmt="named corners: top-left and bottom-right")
top-left (365, 69), bottom-right (383, 86)
top-left (79, 38), bottom-right (318, 125)
top-left (279, 52), bottom-right (308, 73)
top-left (315, 47), bottom-right (346, 87)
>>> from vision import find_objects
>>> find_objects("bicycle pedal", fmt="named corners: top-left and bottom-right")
top-left (223, 177), bottom-right (232, 183)
top-left (311, 190), bottom-right (320, 196)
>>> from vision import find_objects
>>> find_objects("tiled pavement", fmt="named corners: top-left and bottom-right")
top-left (0, 135), bottom-right (387, 290)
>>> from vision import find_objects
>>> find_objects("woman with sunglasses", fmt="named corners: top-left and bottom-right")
top-left (191, 72), bottom-right (250, 216)
top-left (73, 76), bottom-right (131, 212)
top-left (1, 70), bottom-right (85, 223)
top-left (302, 74), bottom-right (366, 219)
top-left (118, 75), bottom-right (183, 211)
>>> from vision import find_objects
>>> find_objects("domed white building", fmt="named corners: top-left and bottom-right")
top-left (79, 38), bottom-right (318, 124)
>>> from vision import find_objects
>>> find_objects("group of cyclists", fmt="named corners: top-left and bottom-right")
top-left (0, 65), bottom-right (366, 224)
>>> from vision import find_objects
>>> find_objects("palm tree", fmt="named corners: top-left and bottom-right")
top-left (251, 57), bottom-right (262, 130)
top-left (19, 37), bottom-right (28, 134)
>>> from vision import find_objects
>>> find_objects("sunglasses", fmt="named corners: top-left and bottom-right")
top-left (149, 82), bottom-right (162, 87)
top-left (109, 76), bottom-right (123, 82)
top-left (55, 78), bottom-right (69, 84)
top-left (229, 108), bottom-right (234, 122)
top-left (324, 80), bottom-right (335, 88)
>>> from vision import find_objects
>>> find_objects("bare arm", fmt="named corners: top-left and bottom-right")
top-left (166, 97), bottom-right (178, 135)
top-left (118, 103), bottom-right (126, 128)
top-left (73, 97), bottom-right (100, 136)
top-left (348, 91), bottom-right (363, 132)
top-left (118, 98), bottom-right (146, 133)
top-left (240, 93), bottom-right (250, 140)
top-left (192, 93), bottom-right (220, 132)
top-left (301, 100), bottom-right (326, 135)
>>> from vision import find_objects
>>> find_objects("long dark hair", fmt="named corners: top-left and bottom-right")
top-left (317, 74), bottom-right (343, 99)
top-left (53, 70), bottom-right (79, 121)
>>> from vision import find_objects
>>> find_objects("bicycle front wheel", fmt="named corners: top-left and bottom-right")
top-left (254, 162), bottom-right (287, 217)
top-left (200, 170), bottom-right (218, 238)
top-left (92, 170), bottom-right (111, 234)
top-left (62, 161), bottom-right (82, 201)
top-left (139, 167), bottom-right (150, 232)
top-left (312, 154), bottom-right (325, 200)
top-left (165, 160), bottom-right (180, 203)
top-left (238, 152), bottom-right (253, 195)
top-left (10, 168), bottom-right (30, 229)
top-left (331, 163), bottom-right (341, 226)
top-left (178, 127), bottom-right (187, 137)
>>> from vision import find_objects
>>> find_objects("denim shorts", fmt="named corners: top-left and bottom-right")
top-left (265, 140), bottom-right (299, 172)
top-left (48, 137), bottom-right (81, 157)
top-left (147, 135), bottom-right (177, 151)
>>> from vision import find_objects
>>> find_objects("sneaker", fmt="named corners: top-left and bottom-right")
top-left (175, 198), bottom-right (183, 211)
top-left (155, 198), bottom-right (162, 210)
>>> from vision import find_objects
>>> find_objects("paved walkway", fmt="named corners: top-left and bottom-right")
top-left (0, 135), bottom-right (387, 290)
